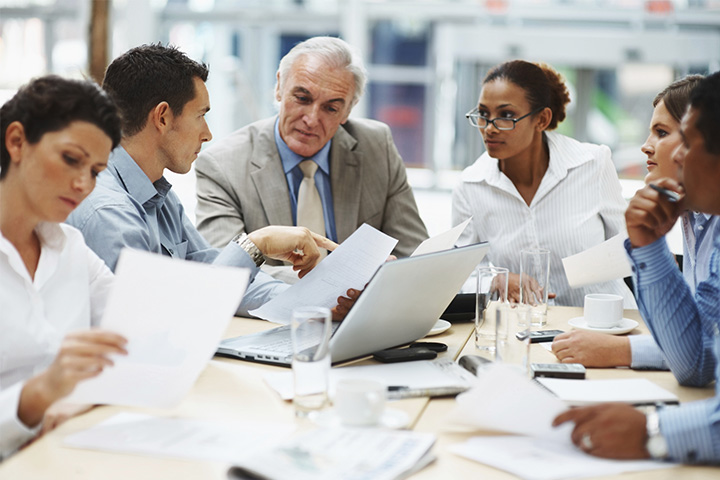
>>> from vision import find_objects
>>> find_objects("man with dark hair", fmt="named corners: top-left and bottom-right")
top-left (67, 44), bottom-right (347, 317)
top-left (554, 71), bottom-right (720, 464)
top-left (194, 36), bottom-right (427, 282)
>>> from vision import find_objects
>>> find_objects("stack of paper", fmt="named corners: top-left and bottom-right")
top-left (228, 428), bottom-right (436, 480)
top-left (535, 377), bottom-right (679, 406)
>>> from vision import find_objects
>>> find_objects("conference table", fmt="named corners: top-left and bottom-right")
top-left (0, 306), bottom-right (716, 479)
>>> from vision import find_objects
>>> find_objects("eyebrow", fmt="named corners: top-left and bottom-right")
top-left (478, 103), bottom-right (515, 110)
top-left (292, 86), bottom-right (346, 105)
top-left (66, 142), bottom-right (90, 158)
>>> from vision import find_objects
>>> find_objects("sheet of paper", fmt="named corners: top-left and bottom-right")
top-left (449, 435), bottom-right (673, 480)
top-left (536, 377), bottom-right (679, 406)
top-left (63, 412), bottom-right (294, 463)
top-left (264, 359), bottom-right (475, 400)
top-left (562, 234), bottom-right (633, 288)
top-left (445, 364), bottom-right (568, 437)
top-left (230, 427), bottom-right (436, 480)
top-left (411, 218), bottom-right (471, 257)
top-left (250, 224), bottom-right (398, 324)
top-left (65, 249), bottom-right (249, 408)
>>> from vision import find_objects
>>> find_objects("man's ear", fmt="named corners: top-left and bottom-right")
top-left (4, 121), bottom-right (27, 166)
top-left (150, 102), bottom-right (172, 132)
top-left (274, 71), bottom-right (282, 102)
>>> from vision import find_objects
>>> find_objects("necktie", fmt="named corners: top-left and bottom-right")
top-left (296, 160), bottom-right (327, 257)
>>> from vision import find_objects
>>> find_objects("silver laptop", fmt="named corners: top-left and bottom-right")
top-left (216, 242), bottom-right (489, 366)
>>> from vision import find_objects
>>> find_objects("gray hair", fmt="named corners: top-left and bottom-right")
top-left (276, 36), bottom-right (367, 107)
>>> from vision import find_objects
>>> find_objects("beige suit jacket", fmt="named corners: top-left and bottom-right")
top-left (195, 117), bottom-right (428, 263)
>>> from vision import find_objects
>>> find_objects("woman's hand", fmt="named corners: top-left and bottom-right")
top-left (18, 330), bottom-right (127, 428)
top-left (506, 272), bottom-right (556, 303)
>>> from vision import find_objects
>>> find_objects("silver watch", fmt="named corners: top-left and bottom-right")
top-left (232, 233), bottom-right (265, 268)
top-left (645, 409), bottom-right (669, 460)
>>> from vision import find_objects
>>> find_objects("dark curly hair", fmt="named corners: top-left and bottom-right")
top-left (688, 71), bottom-right (720, 155)
top-left (483, 60), bottom-right (570, 131)
top-left (103, 43), bottom-right (209, 137)
top-left (1, 75), bottom-right (121, 180)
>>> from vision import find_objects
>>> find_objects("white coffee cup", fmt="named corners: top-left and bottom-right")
top-left (584, 293), bottom-right (623, 329)
top-left (334, 379), bottom-right (386, 426)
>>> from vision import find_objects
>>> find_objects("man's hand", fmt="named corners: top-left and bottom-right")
top-left (552, 330), bottom-right (631, 367)
top-left (18, 330), bottom-right (127, 428)
top-left (332, 288), bottom-right (361, 320)
top-left (626, 178), bottom-right (684, 248)
top-left (553, 404), bottom-right (650, 459)
top-left (249, 226), bottom-right (339, 278)
top-left (41, 403), bottom-right (94, 435)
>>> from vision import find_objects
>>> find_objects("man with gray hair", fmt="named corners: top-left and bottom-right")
top-left (194, 36), bottom-right (427, 279)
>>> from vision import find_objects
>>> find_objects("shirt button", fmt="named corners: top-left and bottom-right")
top-left (639, 262), bottom-right (646, 269)
top-left (168, 249), bottom-right (174, 255)
top-left (631, 266), bottom-right (636, 272)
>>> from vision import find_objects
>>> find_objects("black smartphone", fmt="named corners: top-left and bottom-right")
top-left (522, 329), bottom-right (565, 343)
top-left (457, 354), bottom-right (492, 376)
top-left (373, 347), bottom-right (437, 363)
top-left (531, 363), bottom-right (586, 379)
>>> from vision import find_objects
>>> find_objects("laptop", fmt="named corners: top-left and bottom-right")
top-left (216, 242), bottom-right (489, 366)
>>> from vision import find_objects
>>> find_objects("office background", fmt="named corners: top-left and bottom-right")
top-left (2, 0), bottom-right (719, 237)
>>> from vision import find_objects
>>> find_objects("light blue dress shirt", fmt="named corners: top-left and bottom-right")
top-left (626, 236), bottom-right (720, 463)
top-left (274, 119), bottom-right (337, 242)
top-left (629, 213), bottom-right (720, 369)
top-left (66, 147), bottom-right (288, 316)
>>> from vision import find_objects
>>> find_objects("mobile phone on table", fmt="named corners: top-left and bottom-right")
top-left (522, 329), bottom-right (564, 343)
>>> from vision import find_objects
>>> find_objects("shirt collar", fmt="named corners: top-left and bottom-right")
top-left (274, 118), bottom-right (332, 175)
top-left (0, 222), bottom-right (66, 256)
top-left (108, 146), bottom-right (173, 206)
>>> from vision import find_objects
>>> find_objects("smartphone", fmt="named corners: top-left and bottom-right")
top-left (521, 329), bottom-right (565, 343)
top-left (531, 363), bottom-right (586, 379)
top-left (373, 347), bottom-right (437, 363)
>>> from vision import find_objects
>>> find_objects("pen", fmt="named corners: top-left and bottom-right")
top-left (386, 385), bottom-right (467, 399)
top-left (649, 184), bottom-right (681, 203)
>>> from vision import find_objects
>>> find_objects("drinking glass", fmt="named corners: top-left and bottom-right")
top-left (291, 306), bottom-right (332, 417)
top-left (495, 302), bottom-right (531, 377)
top-left (520, 248), bottom-right (550, 327)
top-left (475, 266), bottom-right (509, 353)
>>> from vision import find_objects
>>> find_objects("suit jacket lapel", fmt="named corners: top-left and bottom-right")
top-left (330, 125), bottom-right (362, 242)
top-left (250, 120), bottom-right (294, 226)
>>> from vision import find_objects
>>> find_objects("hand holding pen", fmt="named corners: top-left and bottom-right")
top-left (625, 179), bottom-right (684, 248)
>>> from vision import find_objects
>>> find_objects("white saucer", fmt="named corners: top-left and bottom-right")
top-left (427, 319), bottom-right (452, 336)
top-left (309, 408), bottom-right (409, 429)
top-left (568, 317), bottom-right (639, 335)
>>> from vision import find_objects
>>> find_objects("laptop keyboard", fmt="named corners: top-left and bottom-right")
top-left (245, 323), bottom-right (341, 356)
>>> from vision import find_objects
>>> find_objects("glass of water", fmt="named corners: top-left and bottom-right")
top-left (520, 248), bottom-right (550, 327)
top-left (475, 266), bottom-right (509, 354)
top-left (291, 306), bottom-right (332, 418)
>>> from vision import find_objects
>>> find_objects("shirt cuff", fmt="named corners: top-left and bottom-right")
top-left (624, 237), bottom-right (677, 288)
top-left (214, 241), bottom-right (260, 281)
top-left (0, 382), bottom-right (41, 460)
top-left (629, 335), bottom-right (669, 370)
top-left (659, 400), bottom-right (720, 463)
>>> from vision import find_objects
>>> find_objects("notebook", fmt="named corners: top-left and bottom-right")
top-left (216, 242), bottom-right (489, 366)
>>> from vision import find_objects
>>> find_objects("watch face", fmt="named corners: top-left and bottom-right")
top-left (647, 435), bottom-right (669, 459)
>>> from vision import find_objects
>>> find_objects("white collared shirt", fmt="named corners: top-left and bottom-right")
top-left (0, 222), bottom-right (113, 459)
top-left (452, 132), bottom-right (635, 307)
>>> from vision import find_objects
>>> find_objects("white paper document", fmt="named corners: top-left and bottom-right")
top-left (411, 218), bottom-right (471, 257)
top-left (65, 249), bottom-right (249, 408)
top-left (229, 427), bottom-right (436, 480)
top-left (562, 234), bottom-right (633, 288)
top-left (64, 412), bottom-right (294, 463)
top-left (250, 224), bottom-right (398, 324)
top-left (536, 377), bottom-right (679, 406)
top-left (449, 435), bottom-right (672, 480)
top-left (264, 359), bottom-right (475, 400)
top-left (446, 364), bottom-right (568, 437)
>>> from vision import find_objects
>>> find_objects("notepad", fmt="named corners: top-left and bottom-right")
top-left (535, 377), bottom-right (679, 406)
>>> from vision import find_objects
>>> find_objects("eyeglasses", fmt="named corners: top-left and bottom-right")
top-left (465, 106), bottom-right (546, 130)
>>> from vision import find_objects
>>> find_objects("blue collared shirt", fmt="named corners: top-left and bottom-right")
top-left (66, 146), bottom-right (288, 316)
top-left (625, 235), bottom-right (720, 463)
top-left (274, 119), bottom-right (337, 242)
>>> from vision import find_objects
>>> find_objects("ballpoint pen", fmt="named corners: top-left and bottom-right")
top-left (386, 385), bottom-right (468, 400)
top-left (649, 184), bottom-right (681, 203)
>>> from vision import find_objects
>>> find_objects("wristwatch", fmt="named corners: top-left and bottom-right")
top-left (645, 408), bottom-right (669, 460)
top-left (232, 233), bottom-right (265, 268)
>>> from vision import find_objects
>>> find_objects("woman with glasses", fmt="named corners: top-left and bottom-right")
top-left (0, 76), bottom-right (127, 459)
top-left (452, 60), bottom-right (634, 307)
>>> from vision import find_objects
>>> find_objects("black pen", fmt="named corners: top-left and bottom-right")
top-left (649, 184), bottom-right (681, 203)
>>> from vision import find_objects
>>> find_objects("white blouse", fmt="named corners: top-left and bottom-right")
top-left (452, 132), bottom-right (635, 308)
top-left (0, 222), bottom-right (113, 459)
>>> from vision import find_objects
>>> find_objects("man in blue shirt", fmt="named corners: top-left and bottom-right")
top-left (67, 44), bottom-right (355, 318)
top-left (554, 71), bottom-right (720, 463)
